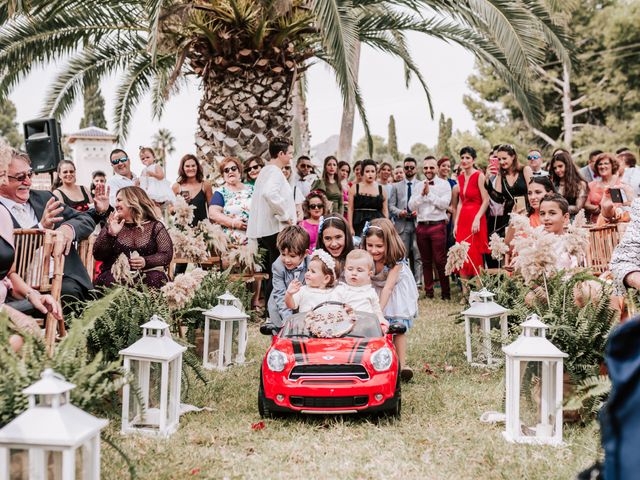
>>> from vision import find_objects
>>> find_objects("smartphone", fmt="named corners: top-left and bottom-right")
top-left (609, 188), bottom-right (624, 204)
top-left (514, 196), bottom-right (526, 211)
top-left (489, 157), bottom-right (499, 173)
top-left (180, 190), bottom-right (191, 201)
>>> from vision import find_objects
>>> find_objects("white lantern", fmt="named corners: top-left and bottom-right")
top-left (202, 291), bottom-right (249, 370)
top-left (462, 288), bottom-right (509, 366)
top-left (0, 369), bottom-right (108, 480)
top-left (119, 315), bottom-right (186, 437)
top-left (502, 314), bottom-right (568, 446)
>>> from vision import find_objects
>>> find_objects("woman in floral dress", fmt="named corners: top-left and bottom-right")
top-left (209, 157), bottom-right (254, 246)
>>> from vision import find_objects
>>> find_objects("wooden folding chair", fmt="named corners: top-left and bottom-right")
top-left (168, 256), bottom-right (221, 280)
top-left (584, 224), bottom-right (621, 276)
top-left (12, 229), bottom-right (66, 353)
top-left (77, 233), bottom-right (97, 278)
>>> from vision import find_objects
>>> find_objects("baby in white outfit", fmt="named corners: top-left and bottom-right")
top-left (285, 249), bottom-right (340, 312)
top-left (338, 250), bottom-right (387, 328)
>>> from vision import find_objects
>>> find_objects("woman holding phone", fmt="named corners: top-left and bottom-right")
top-left (485, 144), bottom-right (533, 236)
top-left (585, 152), bottom-right (633, 224)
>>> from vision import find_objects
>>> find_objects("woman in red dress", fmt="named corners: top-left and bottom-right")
top-left (453, 146), bottom-right (490, 297)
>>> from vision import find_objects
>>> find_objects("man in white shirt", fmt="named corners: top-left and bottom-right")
top-left (247, 137), bottom-right (296, 301)
top-left (527, 149), bottom-right (548, 176)
top-left (408, 157), bottom-right (452, 300)
top-left (620, 151), bottom-right (640, 199)
top-left (106, 148), bottom-right (138, 206)
top-left (292, 155), bottom-right (316, 220)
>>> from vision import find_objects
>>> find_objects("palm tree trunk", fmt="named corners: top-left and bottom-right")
top-left (195, 69), bottom-right (295, 168)
top-left (337, 40), bottom-right (361, 164)
top-left (291, 76), bottom-right (310, 155)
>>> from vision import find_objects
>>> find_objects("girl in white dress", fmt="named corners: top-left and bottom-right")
top-left (285, 250), bottom-right (340, 312)
top-left (139, 147), bottom-right (175, 212)
top-left (362, 218), bottom-right (419, 381)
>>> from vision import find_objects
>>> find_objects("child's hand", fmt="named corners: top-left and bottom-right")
top-left (344, 304), bottom-right (354, 315)
top-left (287, 279), bottom-right (302, 295)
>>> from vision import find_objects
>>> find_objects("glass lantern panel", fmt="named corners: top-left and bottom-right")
top-left (469, 316), bottom-right (503, 365)
top-left (128, 359), bottom-right (163, 428)
top-left (9, 449), bottom-right (28, 480)
top-left (205, 319), bottom-right (221, 365)
top-left (45, 450), bottom-right (63, 480)
top-left (167, 358), bottom-right (178, 426)
top-left (518, 360), bottom-right (558, 438)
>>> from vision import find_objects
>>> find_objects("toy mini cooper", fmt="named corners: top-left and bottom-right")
top-left (259, 302), bottom-right (405, 417)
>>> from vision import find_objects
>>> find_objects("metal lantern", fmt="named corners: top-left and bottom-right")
top-left (502, 314), bottom-right (568, 446)
top-left (119, 315), bottom-right (186, 437)
top-left (202, 291), bottom-right (249, 370)
top-left (0, 369), bottom-right (108, 480)
top-left (462, 288), bottom-right (509, 366)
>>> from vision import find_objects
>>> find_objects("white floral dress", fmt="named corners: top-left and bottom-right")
top-left (211, 184), bottom-right (254, 246)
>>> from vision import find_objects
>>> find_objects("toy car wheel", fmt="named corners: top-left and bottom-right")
top-left (386, 367), bottom-right (402, 418)
top-left (258, 376), bottom-right (273, 419)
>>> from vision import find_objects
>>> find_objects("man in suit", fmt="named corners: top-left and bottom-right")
top-left (0, 150), bottom-right (109, 312)
top-left (388, 157), bottom-right (422, 285)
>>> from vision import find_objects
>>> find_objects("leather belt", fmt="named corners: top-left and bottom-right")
top-left (417, 220), bottom-right (446, 225)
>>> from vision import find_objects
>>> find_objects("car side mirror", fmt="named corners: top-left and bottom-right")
top-left (387, 323), bottom-right (406, 335)
top-left (260, 323), bottom-right (278, 336)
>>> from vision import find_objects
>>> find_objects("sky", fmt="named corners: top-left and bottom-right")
top-left (8, 34), bottom-right (477, 182)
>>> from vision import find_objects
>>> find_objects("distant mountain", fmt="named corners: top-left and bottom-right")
top-left (310, 134), bottom-right (339, 166)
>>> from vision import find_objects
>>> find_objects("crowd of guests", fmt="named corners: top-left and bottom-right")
top-left (3, 133), bottom-right (640, 371)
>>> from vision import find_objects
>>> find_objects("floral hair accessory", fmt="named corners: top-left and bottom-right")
top-left (362, 221), bottom-right (383, 237)
top-left (312, 248), bottom-right (336, 276)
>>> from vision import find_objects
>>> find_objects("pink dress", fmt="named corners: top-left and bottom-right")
top-left (300, 220), bottom-right (319, 250)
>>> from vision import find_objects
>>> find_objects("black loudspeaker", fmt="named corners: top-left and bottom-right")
top-left (23, 118), bottom-right (63, 173)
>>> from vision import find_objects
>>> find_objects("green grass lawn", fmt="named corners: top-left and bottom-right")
top-left (102, 296), bottom-right (600, 479)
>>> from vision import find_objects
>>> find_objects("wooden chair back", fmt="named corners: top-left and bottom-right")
top-left (12, 229), bottom-right (66, 352)
top-left (77, 234), bottom-right (97, 278)
top-left (584, 224), bottom-right (621, 275)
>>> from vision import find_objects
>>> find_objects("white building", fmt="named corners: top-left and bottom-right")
top-left (66, 126), bottom-right (117, 187)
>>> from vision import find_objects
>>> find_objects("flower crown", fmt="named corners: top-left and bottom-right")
top-left (312, 248), bottom-right (336, 276)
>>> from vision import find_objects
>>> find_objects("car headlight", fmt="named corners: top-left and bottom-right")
top-left (370, 347), bottom-right (393, 372)
top-left (266, 349), bottom-right (288, 372)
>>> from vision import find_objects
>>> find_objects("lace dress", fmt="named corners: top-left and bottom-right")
top-left (93, 220), bottom-right (173, 288)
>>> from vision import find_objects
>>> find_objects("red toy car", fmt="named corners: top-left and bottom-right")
top-left (259, 302), bottom-right (405, 417)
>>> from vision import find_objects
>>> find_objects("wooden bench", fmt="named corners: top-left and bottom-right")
top-left (168, 256), bottom-right (222, 280)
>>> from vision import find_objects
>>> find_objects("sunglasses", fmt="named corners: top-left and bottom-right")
top-left (247, 164), bottom-right (261, 172)
top-left (222, 165), bottom-right (239, 174)
top-left (527, 155), bottom-right (541, 161)
top-left (309, 203), bottom-right (324, 210)
top-left (110, 156), bottom-right (129, 165)
top-left (404, 165), bottom-right (416, 170)
top-left (8, 169), bottom-right (34, 182)
top-left (299, 164), bottom-right (313, 169)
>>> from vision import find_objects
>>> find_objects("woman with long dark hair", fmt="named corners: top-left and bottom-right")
top-left (485, 144), bottom-right (533, 236)
top-left (348, 159), bottom-right (388, 237)
top-left (549, 151), bottom-right (587, 217)
top-left (312, 155), bottom-right (344, 215)
top-left (52, 160), bottom-right (92, 212)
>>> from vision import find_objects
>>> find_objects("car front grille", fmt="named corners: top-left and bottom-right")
top-left (289, 364), bottom-right (369, 380)
top-left (290, 395), bottom-right (369, 408)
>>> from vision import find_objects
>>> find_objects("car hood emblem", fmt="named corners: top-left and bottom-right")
top-left (322, 355), bottom-right (335, 360)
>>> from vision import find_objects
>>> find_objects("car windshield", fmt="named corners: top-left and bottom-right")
top-left (281, 310), bottom-right (383, 339)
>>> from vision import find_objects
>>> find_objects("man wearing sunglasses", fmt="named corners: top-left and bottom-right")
top-left (293, 155), bottom-right (316, 221)
top-left (0, 150), bottom-right (108, 313)
top-left (247, 137), bottom-right (296, 303)
top-left (106, 148), bottom-right (138, 206)
top-left (388, 157), bottom-right (422, 286)
top-left (527, 149), bottom-right (548, 177)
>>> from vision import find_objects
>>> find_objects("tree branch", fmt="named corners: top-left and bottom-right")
top-left (531, 127), bottom-right (558, 147)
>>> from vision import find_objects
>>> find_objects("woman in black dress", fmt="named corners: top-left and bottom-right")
top-left (52, 160), bottom-right (92, 212)
top-left (93, 187), bottom-right (173, 288)
top-left (348, 159), bottom-right (388, 237)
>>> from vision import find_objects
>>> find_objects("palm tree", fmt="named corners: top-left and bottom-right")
top-left (152, 127), bottom-right (176, 170)
top-left (0, 0), bottom-right (572, 168)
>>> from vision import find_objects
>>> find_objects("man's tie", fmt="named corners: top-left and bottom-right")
top-left (12, 203), bottom-right (33, 228)
top-left (406, 181), bottom-right (412, 215)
